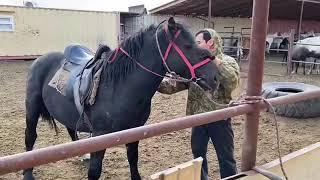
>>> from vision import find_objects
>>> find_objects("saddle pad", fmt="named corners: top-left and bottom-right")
top-left (48, 67), bottom-right (70, 96)
top-left (48, 60), bottom-right (103, 108)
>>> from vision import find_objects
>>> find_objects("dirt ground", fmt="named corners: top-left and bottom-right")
top-left (0, 59), bottom-right (319, 180)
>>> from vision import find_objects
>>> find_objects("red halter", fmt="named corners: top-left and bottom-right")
top-left (162, 26), bottom-right (213, 80)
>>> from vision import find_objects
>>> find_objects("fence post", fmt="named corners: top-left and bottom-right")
top-left (241, 0), bottom-right (270, 171)
top-left (287, 29), bottom-right (295, 75)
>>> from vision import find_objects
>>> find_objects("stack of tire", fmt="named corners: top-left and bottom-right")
top-left (261, 82), bottom-right (320, 118)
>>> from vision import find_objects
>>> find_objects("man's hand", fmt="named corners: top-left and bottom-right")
top-left (157, 78), bottom-right (189, 94)
top-left (214, 57), bottom-right (222, 66)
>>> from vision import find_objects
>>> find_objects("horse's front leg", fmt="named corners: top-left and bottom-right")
top-left (291, 62), bottom-right (297, 74)
top-left (87, 131), bottom-right (106, 180)
top-left (126, 141), bottom-right (141, 180)
top-left (295, 62), bottom-right (299, 74)
top-left (87, 148), bottom-right (106, 180)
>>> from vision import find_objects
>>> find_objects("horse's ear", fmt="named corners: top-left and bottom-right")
top-left (168, 17), bottom-right (177, 32)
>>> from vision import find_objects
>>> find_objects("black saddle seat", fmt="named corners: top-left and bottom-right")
top-left (64, 44), bottom-right (94, 65)
top-left (60, 44), bottom-right (111, 116)
top-left (49, 44), bottom-right (111, 131)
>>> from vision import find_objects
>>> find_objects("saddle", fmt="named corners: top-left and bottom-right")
top-left (49, 44), bottom-right (111, 116)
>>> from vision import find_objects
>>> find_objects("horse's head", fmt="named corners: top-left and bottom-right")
top-left (157, 17), bottom-right (218, 91)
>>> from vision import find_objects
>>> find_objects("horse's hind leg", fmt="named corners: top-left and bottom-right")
top-left (307, 61), bottom-right (313, 75)
top-left (316, 61), bottom-right (320, 74)
top-left (66, 128), bottom-right (91, 161)
top-left (23, 96), bottom-right (42, 180)
top-left (126, 141), bottom-right (141, 180)
top-left (66, 127), bottom-right (78, 141)
top-left (307, 59), bottom-right (316, 75)
top-left (282, 52), bottom-right (288, 65)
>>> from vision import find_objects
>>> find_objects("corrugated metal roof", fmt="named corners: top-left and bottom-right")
top-left (149, 0), bottom-right (320, 20)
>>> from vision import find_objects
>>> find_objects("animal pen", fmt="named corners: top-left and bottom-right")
top-left (219, 28), bottom-right (293, 77)
top-left (237, 0), bottom-right (320, 77)
top-left (0, 0), bottom-right (320, 180)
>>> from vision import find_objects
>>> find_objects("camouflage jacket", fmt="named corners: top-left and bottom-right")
top-left (158, 54), bottom-right (240, 115)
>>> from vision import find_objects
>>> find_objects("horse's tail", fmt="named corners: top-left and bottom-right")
top-left (27, 52), bottom-right (64, 135)
top-left (40, 103), bottom-right (59, 135)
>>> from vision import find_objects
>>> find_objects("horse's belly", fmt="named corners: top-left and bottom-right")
top-left (43, 84), bottom-right (83, 130)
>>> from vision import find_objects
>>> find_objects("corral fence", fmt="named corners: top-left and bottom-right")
top-left (223, 27), bottom-right (320, 76)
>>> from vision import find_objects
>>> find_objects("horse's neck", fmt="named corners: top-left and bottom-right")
top-left (128, 40), bottom-right (166, 97)
top-left (102, 36), bottom-right (166, 100)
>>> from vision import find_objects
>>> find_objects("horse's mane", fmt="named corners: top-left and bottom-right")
top-left (102, 25), bottom-right (157, 82)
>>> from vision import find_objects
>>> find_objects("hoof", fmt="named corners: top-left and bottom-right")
top-left (80, 153), bottom-right (90, 162)
top-left (23, 173), bottom-right (35, 180)
top-left (131, 175), bottom-right (142, 180)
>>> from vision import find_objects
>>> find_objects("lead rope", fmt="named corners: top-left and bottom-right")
top-left (262, 99), bottom-right (289, 180)
top-left (202, 89), bottom-right (288, 180)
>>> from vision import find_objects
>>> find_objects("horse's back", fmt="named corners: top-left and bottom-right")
top-left (27, 52), bottom-right (64, 92)
top-left (29, 52), bottom-right (64, 77)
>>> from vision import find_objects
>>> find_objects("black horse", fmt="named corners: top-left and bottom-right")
top-left (291, 45), bottom-right (311, 75)
top-left (291, 37), bottom-right (320, 75)
top-left (23, 17), bottom-right (218, 180)
top-left (279, 37), bottom-right (289, 63)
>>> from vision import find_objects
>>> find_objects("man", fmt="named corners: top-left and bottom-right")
top-left (157, 28), bottom-right (240, 179)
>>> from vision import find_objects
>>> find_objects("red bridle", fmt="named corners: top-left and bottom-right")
top-left (108, 23), bottom-right (214, 82)
top-left (160, 26), bottom-right (213, 80)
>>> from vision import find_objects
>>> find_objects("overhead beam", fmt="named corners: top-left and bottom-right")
top-left (296, 0), bottom-right (320, 4)
top-left (218, 5), bottom-right (252, 17)
top-left (214, 1), bottom-right (251, 14)
top-left (298, 0), bottom-right (305, 40)
top-left (149, 0), bottom-right (320, 21)
top-left (188, 3), bottom-right (210, 15)
top-left (208, 0), bottom-right (212, 25)
top-left (149, 0), bottom-right (189, 14)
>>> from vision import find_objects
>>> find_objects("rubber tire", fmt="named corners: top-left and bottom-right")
top-left (261, 82), bottom-right (320, 118)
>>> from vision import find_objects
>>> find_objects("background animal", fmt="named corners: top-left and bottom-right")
top-left (291, 36), bottom-right (320, 75)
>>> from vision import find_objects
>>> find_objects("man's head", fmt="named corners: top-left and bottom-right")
top-left (195, 30), bottom-right (214, 50)
top-left (195, 28), bottom-right (224, 58)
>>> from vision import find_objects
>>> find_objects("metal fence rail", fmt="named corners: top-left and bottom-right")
top-left (0, 90), bottom-right (319, 175)
top-left (291, 60), bottom-right (320, 65)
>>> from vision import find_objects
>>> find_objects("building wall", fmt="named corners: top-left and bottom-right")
top-left (123, 14), bottom-right (252, 38)
top-left (0, 6), bottom-right (119, 56)
top-left (268, 19), bottom-right (320, 34)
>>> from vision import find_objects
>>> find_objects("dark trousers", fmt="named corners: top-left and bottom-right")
top-left (191, 118), bottom-right (237, 179)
